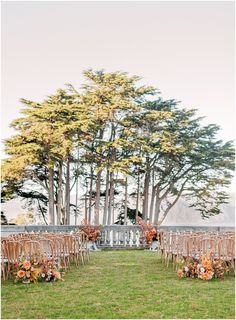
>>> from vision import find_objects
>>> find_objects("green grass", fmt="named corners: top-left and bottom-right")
top-left (1, 250), bottom-right (235, 319)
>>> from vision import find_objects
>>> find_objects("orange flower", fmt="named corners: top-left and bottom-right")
top-left (203, 262), bottom-right (212, 270)
top-left (177, 269), bottom-right (183, 278)
top-left (199, 272), bottom-right (207, 280)
top-left (26, 271), bottom-right (31, 278)
top-left (53, 271), bottom-right (61, 279)
top-left (200, 271), bottom-right (213, 280)
top-left (201, 257), bottom-right (212, 271)
top-left (23, 261), bottom-right (31, 270)
top-left (17, 270), bottom-right (26, 278)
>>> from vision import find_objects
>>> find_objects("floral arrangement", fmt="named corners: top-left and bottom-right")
top-left (14, 258), bottom-right (64, 284)
top-left (80, 219), bottom-right (101, 241)
top-left (177, 256), bottom-right (225, 280)
top-left (38, 258), bottom-right (64, 282)
top-left (14, 260), bottom-right (41, 283)
top-left (137, 217), bottom-right (157, 246)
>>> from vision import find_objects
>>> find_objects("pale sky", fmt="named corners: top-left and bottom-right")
top-left (1, 1), bottom-right (235, 144)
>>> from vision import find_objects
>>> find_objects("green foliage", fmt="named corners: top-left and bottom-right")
top-left (135, 98), bottom-right (234, 219)
top-left (1, 211), bottom-right (8, 225)
top-left (1, 69), bottom-right (234, 224)
top-left (9, 212), bottom-right (35, 225)
top-left (115, 207), bottom-right (142, 225)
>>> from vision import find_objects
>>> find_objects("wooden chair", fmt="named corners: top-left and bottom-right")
top-left (62, 235), bottom-right (74, 267)
top-left (199, 237), bottom-right (218, 258)
top-left (21, 240), bottom-right (43, 263)
top-left (218, 238), bottom-right (235, 272)
top-left (74, 233), bottom-right (90, 266)
top-left (1, 243), bottom-right (7, 280)
top-left (3, 240), bottom-right (23, 279)
top-left (186, 235), bottom-right (201, 259)
top-left (52, 236), bottom-right (70, 269)
top-left (79, 232), bottom-right (90, 263)
top-left (34, 238), bottom-right (54, 261)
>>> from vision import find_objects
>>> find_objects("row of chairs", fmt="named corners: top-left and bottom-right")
top-left (1, 232), bottom-right (90, 280)
top-left (158, 231), bottom-right (235, 271)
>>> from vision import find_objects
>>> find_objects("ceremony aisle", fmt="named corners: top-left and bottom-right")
top-left (1, 250), bottom-right (235, 319)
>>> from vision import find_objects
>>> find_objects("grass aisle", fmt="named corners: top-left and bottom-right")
top-left (1, 250), bottom-right (235, 319)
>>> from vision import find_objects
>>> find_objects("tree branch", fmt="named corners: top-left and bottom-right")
top-left (158, 178), bottom-right (189, 225)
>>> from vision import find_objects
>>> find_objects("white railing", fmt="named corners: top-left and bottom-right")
top-left (1, 225), bottom-right (234, 248)
top-left (98, 225), bottom-right (145, 248)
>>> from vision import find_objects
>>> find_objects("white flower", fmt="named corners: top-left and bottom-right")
top-left (200, 267), bottom-right (205, 273)
top-left (184, 267), bottom-right (189, 272)
top-left (41, 273), bottom-right (45, 278)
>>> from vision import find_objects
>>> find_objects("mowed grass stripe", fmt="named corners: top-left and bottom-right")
top-left (1, 250), bottom-right (235, 319)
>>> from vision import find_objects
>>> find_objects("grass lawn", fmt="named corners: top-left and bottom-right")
top-left (1, 250), bottom-right (235, 319)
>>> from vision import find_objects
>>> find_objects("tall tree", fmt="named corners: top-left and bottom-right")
top-left (77, 69), bottom-right (156, 225)
top-left (137, 99), bottom-right (234, 224)
top-left (2, 89), bottom-right (95, 225)
top-left (1, 71), bottom-right (234, 227)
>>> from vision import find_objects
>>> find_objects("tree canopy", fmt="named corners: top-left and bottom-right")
top-left (1, 69), bottom-right (234, 225)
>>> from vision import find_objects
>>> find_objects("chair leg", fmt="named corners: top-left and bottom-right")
top-left (161, 250), bottom-right (164, 264)
top-left (6, 262), bottom-right (11, 280)
top-left (74, 253), bottom-right (79, 267)
top-left (1, 263), bottom-right (6, 281)
top-left (230, 259), bottom-right (235, 273)
top-left (83, 251), bottom-right (88, 264)
top-left (166, 253), bottom-right (170, 268)
top-left (165, 252), bottom-right (168, 267)
top-left (87, 250), bottom-right (90, 262)
top-left (173, 255), bottom-right (177, 270)
top-left (78, 251), bottom-right (84, 266)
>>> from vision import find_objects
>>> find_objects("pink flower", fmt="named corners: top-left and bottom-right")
top-left (23, 261), bottom-right (31, 270)
top-left (17, 270), bottom-right (26, 278)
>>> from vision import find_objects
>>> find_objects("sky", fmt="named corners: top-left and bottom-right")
top-left (1, 1), bottom-right (235, 141)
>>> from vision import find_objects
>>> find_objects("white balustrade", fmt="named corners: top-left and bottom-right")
top-left (98, 225), bottom-right (144, 248)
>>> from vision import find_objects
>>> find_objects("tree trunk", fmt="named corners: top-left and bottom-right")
top-left (107, 123), bottom-right (116, 225)
top-left (75, 149), bottom-right (80, 225)
top-left (88, 165), bottom-right (94, 224)
top-left (108, 171), bottom-right (114, 225)
top-left (158, 179), bottom-right (188, 225)
top-left (149, 169), bottom-right (156, 223)
top-left (57, 161), bottom-right (63, 225)
top-left (55, 191), bottom-right (59, 224)
top-left (103, 169), bottom-right (110, 225)
top-left (65, 157), bottom-right (70, 225)
top-left (85, 194), bottom-right (88, 222)
top-left (94, 170), bottom-right (101, 225)
top-left (135, 167), bottom-right (140, 222)
top-left (142, 163), bottom-right (150, 221)
top-left (48, 164), bottom-right (55, 225)
top-left (94, 129), bottom-right (104, 225)
top-left (37, 199), bottom-right (48, 225)
top-left (124, 176), bottom-right (128, 225)
top-left (153, 188), bottom-right (161, 225)
top-left (75, 174), bottom-right (79, 225)
top-left (112, 198), bottom-right (115, 225)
